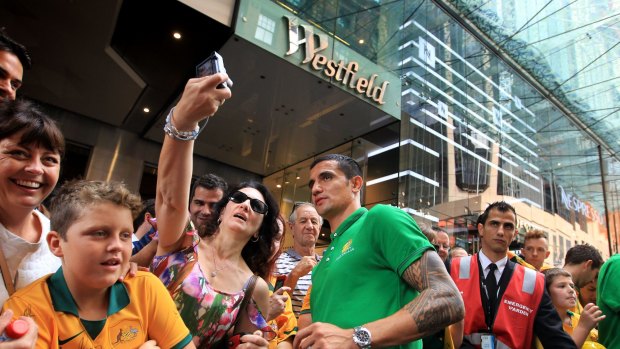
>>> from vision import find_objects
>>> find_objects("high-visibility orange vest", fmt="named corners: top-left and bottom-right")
top-left (451, 254), bottom-right (545, 349)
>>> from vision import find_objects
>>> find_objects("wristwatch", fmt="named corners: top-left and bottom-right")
top-left (352, 326), bottom-right (372, 348)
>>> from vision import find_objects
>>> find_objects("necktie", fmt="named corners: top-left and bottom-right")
top-left (485, 263), bottom-right (498, 311)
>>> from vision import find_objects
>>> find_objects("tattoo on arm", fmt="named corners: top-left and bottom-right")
top-left (402, 251), bottom-right (464, 336)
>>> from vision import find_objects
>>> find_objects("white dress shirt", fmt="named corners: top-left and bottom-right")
top-left (478, 250), bottom-right (507, 284)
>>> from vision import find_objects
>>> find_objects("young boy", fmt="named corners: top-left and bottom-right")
top-left (2, 180), bottom-right (194, 349)
top-left (539, 268), bottom-right (605, 349)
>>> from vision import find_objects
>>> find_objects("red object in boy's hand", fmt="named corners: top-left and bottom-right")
top-left (5, 319), bottom-right (29, 339)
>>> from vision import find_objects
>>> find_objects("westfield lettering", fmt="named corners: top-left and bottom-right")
top-left (284, 16), bottom-right (389, 105)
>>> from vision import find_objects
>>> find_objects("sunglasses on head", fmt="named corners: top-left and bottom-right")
top-left (229, 191), bottom-right (269, 215)
top-left (291, 201), bottom-right (312, 213)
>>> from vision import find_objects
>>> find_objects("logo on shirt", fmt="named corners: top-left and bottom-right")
top-left (21, 305), bottom-right (35, 318)
top-left (58, 330), bottom-right (84, 345)
top-left (336, 239), bottom-right (356, 262)
top-left (112, 326), bottom-right (139, 344)
top-left (342, 240), bottom-right (353, 254)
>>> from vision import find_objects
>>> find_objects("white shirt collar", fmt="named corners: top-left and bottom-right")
top-left (479, 250), bottom-right (508, 277)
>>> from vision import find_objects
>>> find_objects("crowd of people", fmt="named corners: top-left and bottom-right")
top-left (0, 28), bottom-right (618, 349)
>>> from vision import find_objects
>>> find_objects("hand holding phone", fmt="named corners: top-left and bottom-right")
top-left (274, 274), bottom-right (287, 291)
top-left (196, 51), bottom-right (233, 89)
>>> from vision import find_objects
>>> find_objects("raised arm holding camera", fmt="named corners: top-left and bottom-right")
top-left (152, 59), bottom-right (278, 349)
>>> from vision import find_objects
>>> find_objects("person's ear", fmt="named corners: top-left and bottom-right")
top-left (47, 231), bottom-right (64, 258)
top-left (584, 259), bottom-right (593, 270)
top-left (477, 222), bottom-right (485, 237)
top-left (509, 231), bottom-right (517, 243)
top-left (350, 175), bottom-right (363, 193)
top-left (545, 250), bottom-right (551, 258)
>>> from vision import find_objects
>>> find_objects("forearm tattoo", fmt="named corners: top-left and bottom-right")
top-left (402, 251), bottom-right (465, 336)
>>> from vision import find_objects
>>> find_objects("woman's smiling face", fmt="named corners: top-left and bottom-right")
top-left (0, 131), bottom-right (60, 210)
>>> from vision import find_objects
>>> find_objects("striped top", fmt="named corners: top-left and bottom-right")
top-left (275, 249), bottom-right (320, 317)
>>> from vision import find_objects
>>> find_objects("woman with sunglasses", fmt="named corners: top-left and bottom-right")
top-left (152, 72), bottom-right (279, 348)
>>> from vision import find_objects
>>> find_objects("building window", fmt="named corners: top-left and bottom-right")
top-left (255, 14), bottom-right (275, 45)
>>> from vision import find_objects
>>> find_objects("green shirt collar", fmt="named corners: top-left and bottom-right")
top-left (47, 267), bottom-right (130, 317)
top-left (330, 207), bottom-right (368, 240)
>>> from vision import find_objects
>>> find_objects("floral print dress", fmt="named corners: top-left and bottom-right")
top-left (151, 234), bottom-right (270, 348)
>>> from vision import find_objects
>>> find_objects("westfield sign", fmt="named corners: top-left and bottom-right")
top-left (284, 16), bottom-right (389, 105)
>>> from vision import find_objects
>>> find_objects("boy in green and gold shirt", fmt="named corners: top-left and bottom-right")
top-left (3, 180), bottom-right (193, 349)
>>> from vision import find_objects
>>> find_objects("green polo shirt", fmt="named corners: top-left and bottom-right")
top-left (598, 254), bottom-right (620, 348)
top-left (311, 205), bottom-right (433, 349)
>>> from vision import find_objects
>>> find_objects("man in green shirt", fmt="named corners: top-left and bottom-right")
top-left (294, 154), bottom-right (464, 349)
top-left (598, 253), bottom-right (620, 348)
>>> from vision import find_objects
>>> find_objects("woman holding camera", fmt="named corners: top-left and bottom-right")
top-left (153, 72), bottom-right (278, 348)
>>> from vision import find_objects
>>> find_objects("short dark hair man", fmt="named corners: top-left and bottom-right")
top-left (563, 244), bottom-right (604, 289)
top-left (188, 173), bottom-right (227, 228)
top-left (129, 174), bottom-right (227, 268)
top-left (521, 229), bottom-right (552, 271)
top-left (450, 201), bottom-right (576, 348)
top-left (0, 29), bottom-right (31, 102)
top-left (294, 154), bottom-right (464, 349)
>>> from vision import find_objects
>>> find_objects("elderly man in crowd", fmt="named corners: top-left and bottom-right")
top-left (275, 202), bottom-right (322, 318)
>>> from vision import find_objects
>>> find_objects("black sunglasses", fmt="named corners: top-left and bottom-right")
top-left (229, 191), bottom-right (269, 215)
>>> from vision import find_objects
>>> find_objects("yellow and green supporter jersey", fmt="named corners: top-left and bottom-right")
top-left (3, 269), bottom-right (191, 349)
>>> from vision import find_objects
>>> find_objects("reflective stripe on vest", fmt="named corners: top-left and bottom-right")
top-left (460, 256), bottom-right (472, 279)
top-left (463, 333), bottom-right (513, 349)
top-left (458, 256), bottom-right (536, 295)
top-left (522, 267), bottom-right (536, 294)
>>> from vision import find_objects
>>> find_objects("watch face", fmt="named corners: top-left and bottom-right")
top-left (354, 327), bottom-right (371, 347)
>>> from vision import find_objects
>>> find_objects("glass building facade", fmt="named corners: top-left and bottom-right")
top-left (257, 0), bottom-right (620, 260)
top-left (4, 0), bottom-right (616, 261)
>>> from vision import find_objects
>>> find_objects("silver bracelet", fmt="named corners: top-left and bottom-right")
top-left (163, 107), bottom-right (208, 141)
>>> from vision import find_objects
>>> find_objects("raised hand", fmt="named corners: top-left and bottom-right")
top-left (268, 287), bottom-right (291, 321)
top-left (173, 73), bottom-right (232, 130)
top-left (579, 303), bottom-right (606, 331)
